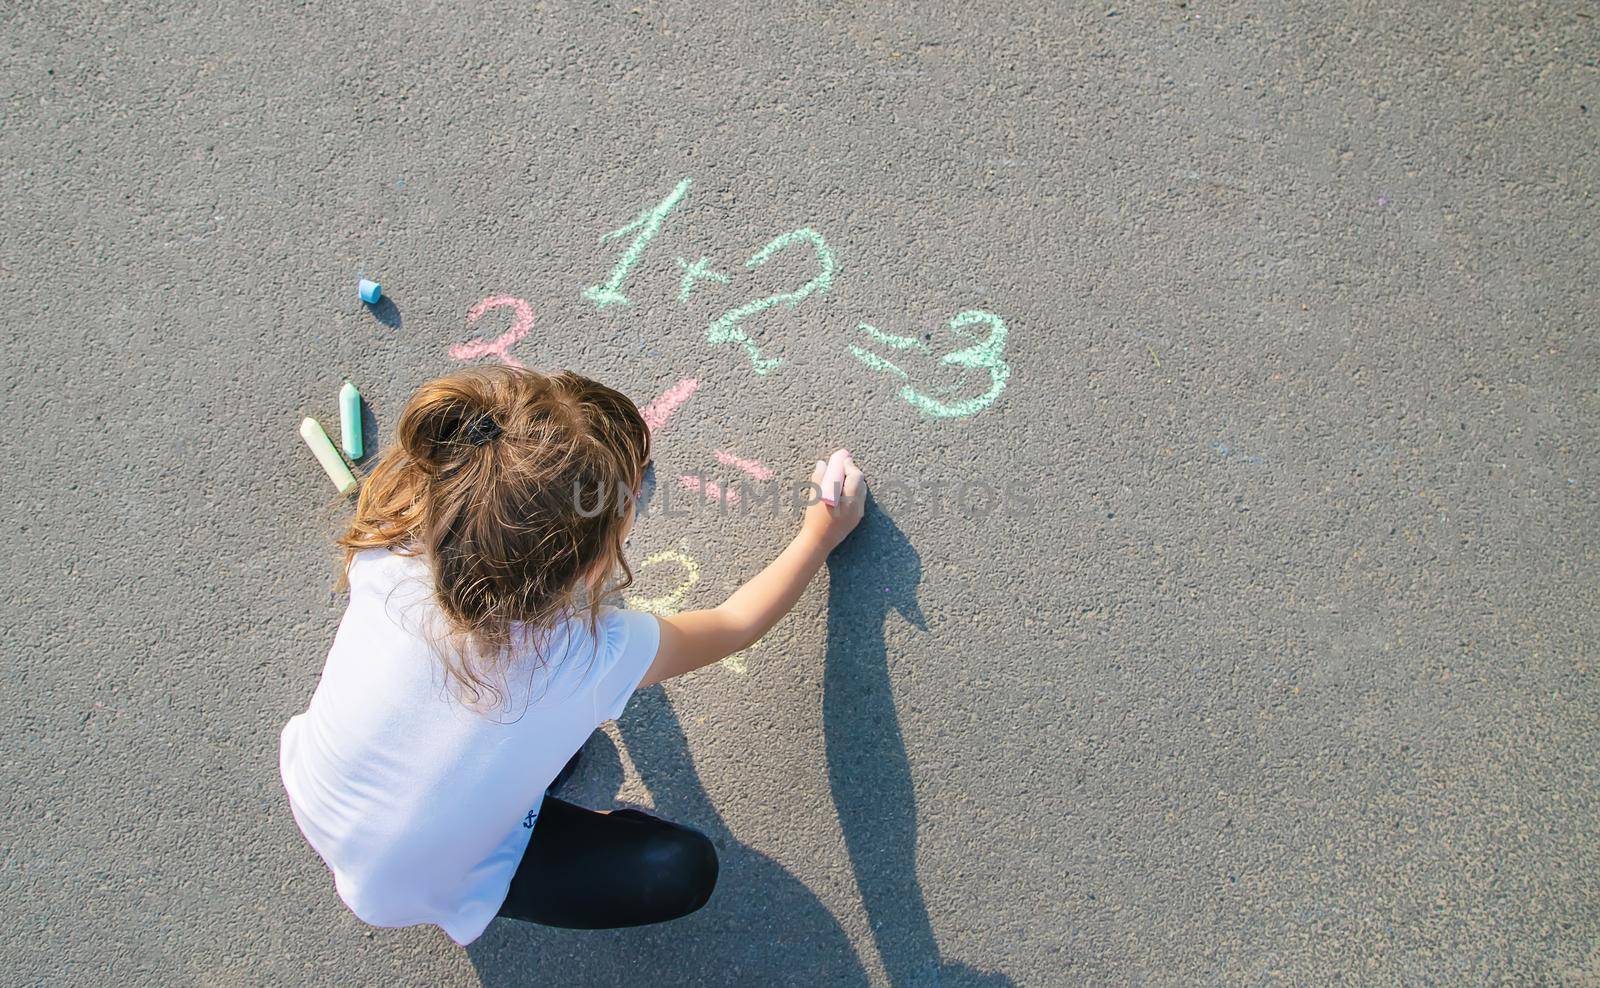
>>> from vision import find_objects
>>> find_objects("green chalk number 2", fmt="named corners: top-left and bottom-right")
top-left (705, 228), bottom-right (835, 375)
top-left (582, 179), bottom-right (834, 376)
top-left (849, 310), bottom-right (1011, 419)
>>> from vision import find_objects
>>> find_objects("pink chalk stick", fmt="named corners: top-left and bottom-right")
top-left (820, 449), bottom-right (851, 506)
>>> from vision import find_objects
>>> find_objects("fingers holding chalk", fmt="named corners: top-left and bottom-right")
top-left (803, 449), bottom-right (866, 549)
top-left (842, 458), bottom-right (866, 500)
top-left (820, 448), bottom-right (852, 505)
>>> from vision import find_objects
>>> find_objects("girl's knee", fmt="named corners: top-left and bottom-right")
top-left (680, 830), bottom-right (718, 911)
top-left (644, 826), bottom-right (719, 916)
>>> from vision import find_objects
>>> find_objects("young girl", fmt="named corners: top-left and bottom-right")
top-left (279, 365), bottom-right (864, 945)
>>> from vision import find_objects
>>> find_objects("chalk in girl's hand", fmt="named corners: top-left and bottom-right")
top-left (821, 448), bottom-right (852, 506)
top-left (300, 417), bottom-right (358, 496)
top-left (358, 279), bottom-right (382, 304)
top-left (339, 380), bottom-right (364, 460)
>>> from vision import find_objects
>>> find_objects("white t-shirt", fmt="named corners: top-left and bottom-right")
top-left (279, 548), bottom-right (661, 945)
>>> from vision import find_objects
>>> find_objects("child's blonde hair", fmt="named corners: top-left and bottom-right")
top-left (339, 365), bottom-right (651, 707)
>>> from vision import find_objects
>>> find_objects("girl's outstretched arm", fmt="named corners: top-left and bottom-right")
top-left (640, 452), bottom-right (866, 687)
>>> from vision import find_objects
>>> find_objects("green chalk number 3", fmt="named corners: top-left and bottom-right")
top-left (850, 310), bottom-right (1011, 419)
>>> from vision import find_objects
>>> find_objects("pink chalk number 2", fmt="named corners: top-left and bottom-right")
top-left (451, 295), bottom-right (535, 368)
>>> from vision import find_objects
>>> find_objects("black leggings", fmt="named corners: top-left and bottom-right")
top-left (496, 796), bottom-right (719, 929)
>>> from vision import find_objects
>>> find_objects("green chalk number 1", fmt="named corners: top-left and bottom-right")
top-left (584, 178), bottom-right (692, 310)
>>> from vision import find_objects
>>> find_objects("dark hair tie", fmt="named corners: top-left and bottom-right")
top-left (464, 415), bottom-right (502, 446)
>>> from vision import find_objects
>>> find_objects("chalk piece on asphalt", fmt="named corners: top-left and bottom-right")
top-left (359, 279), bottom-right (382, 304)
top-left (339, 380), bottom-right (364, 460)
top-left (821, 448), bottom-right (851, 506)
top-left (300, 417), bottom-right (358, 496)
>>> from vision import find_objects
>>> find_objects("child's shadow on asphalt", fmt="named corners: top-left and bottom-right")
top-left (469, 505), bottom-right (1012, 988)
top-left (823, 506), bottom-right (1013, 988)
top-left (466, 690), bottom-right (870, 987)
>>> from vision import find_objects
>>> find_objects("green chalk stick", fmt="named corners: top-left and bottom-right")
top-left (339, 380), bottom-right (363, 459)
top-left (300, 417), bottom-right (358, 496)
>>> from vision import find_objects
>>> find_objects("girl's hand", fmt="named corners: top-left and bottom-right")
top-left (641, 449), bottom-right (868, 687)
top-left (802, 450), bottom-right (866, 552)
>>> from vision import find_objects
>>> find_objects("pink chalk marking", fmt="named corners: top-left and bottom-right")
top-left (678, 475), bottom-right (738, 505)
top-left (641, 377), bottom-right (699, 435)
top-left (713, 450), bottom-right (774, 481)
top-left (450, 295), bottom-right (534, 367)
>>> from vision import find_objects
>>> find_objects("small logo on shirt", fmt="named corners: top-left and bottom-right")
top-left (522, 809), bottom-right (538, 829)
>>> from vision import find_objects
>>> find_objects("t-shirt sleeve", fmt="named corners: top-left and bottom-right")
top-left (589, 607), bottom-right (662, 724)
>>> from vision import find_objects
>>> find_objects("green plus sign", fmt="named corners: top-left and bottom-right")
top-left (675, 256), bottom-right (730, 303)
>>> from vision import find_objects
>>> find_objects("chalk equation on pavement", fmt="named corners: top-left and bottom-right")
top-left (451, 177), bottom-right (1013, 419)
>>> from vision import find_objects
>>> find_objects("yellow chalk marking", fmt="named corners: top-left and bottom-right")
top-left (624, 550), bottom-right (700, 614)
top-left (624, 549), bottom-right (749, 676)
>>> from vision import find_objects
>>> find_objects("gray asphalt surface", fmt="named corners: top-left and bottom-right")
top-left (3, 2), bottom-right (1598, 985)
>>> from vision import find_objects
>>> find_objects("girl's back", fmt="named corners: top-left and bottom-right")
top-left (281, 547), bottom-right (659, 943)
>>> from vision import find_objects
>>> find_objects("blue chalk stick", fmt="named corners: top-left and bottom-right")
top-left (359, 279), bottom-right (382, 304)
